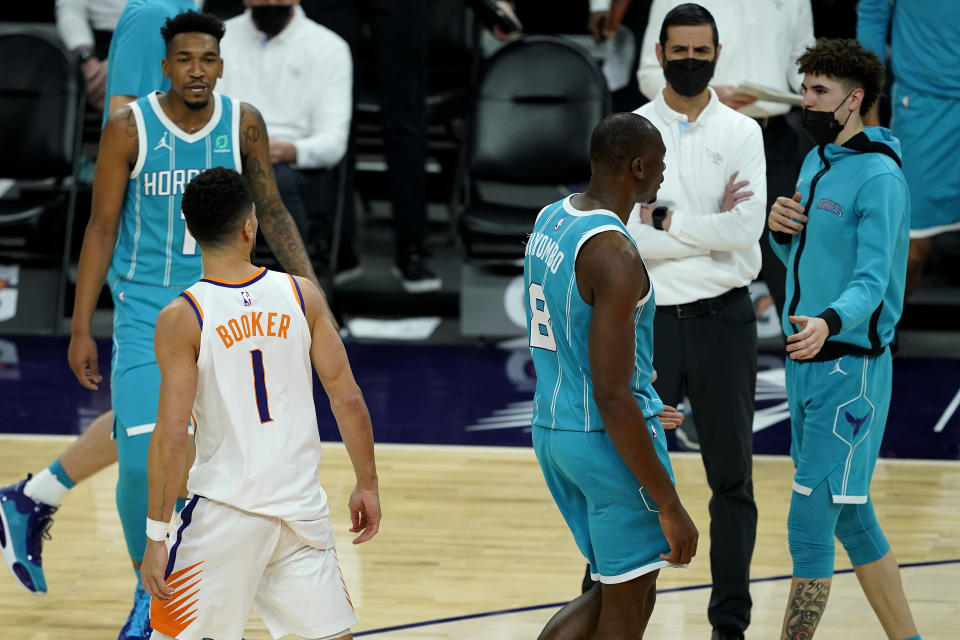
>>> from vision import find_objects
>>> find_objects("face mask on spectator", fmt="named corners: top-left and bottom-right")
top-left (800, 91), bottom-right (854, 146)
top-left (251, 5), bottom-right (293, 38)
top-left (663, 57), bottom-right (716, 97)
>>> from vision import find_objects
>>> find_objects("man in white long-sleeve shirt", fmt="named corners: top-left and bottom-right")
top-left (55, 0), bottom-right (126, 110)
top-left (626, 5), bottom-right (765, 639)
top-left (218, 0), bottom-right (355, 278)
top-left (637, 0), bottom-right (813, 318)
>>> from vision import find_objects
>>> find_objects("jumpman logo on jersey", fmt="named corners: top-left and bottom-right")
top-left (828, 358), bottom-right (847, 376)
top-left (845, 411), bottom-right (868, 437)
top-left (153, 132), bottom-right (173, 152)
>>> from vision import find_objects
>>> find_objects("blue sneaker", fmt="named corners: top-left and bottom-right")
top-left (0, 475), bottom-right (56, 594)
top-left (119, 584), bottom-right (152, 640)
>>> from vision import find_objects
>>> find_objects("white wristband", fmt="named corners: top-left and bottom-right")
top-left (146, 518), bottom-right (169, 542)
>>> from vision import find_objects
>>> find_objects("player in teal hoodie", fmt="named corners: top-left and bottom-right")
top-left (767, 40), bottom-right (921, 640)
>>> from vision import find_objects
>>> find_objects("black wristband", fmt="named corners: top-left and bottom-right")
top-left (652, 206), bottom-right (668, 230)
top-left (817, 308), bottom-right (843, 336)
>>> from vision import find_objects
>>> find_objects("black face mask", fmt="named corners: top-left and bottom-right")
top-left (251, 5), bottom-right (293, 38)
top-left (800, 91), bottom-right (854, 146)
top-left (663, 57), bottom-right (716, 97)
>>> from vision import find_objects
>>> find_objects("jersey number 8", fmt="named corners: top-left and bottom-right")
top-left (528, 283), bottom-right (557, 352)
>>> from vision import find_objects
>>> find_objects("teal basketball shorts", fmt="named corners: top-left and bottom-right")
top-left (107, 268), bottom-right (183, 438)
top-left (532, 418), bottom-right (681, 583)
top-left (785, 353), bottom-right (892, 504)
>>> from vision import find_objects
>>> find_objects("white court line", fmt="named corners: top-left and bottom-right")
top-left (933, 386), bottom-right (960, 433)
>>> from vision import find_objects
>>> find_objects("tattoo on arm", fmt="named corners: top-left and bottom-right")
top-left (120, 108), bottom-right (138, 165)
top-left (784, 579), bottom-right (831, 640)
top-left (240, 104), bottom-right (318, 285)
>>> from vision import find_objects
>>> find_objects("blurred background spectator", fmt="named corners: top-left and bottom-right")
top-left (55, 0), bottom-right (125, 112)
top-left (858, 0), bottom-right (960, 301)
top-left (302, 0), bottom-right (441, 294)
top-left (217, 0), bottom-right (354, 281)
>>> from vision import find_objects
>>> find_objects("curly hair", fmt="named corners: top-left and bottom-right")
top-left (160, 10), bottom-right (226, 48)
top-left (182, 167), bottom-right (253, 248)
top-left (797, 38), bottom-right (886, 115)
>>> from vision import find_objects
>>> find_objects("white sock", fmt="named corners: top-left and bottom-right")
top-left (23, 469), bottom-right (70, 507)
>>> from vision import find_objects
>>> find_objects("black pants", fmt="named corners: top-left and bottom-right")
top-left (759, 112), bottom-right (813, 320)
top-left (654, 289), bottom-right (758, 632)
top-left (272, 163), bottom-right (350, 270)
top-left (303, 0), bottom-right (429, 257)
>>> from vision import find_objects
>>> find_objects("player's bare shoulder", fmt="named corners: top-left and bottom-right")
top-left (101, 104), bottom-right (140, 164)
top-left (576, 230), bottom-right (645, 304)
top-left (238, 102), bottom-right (266, 154)
top-left (154, 295), bottom-right (201, 350)
top-left (291, 274), bottom-right (327, 329)
top-left (159, 295), bottom-right (199, 327)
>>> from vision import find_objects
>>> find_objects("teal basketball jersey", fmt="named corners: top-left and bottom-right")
top-left (113, 92), bottom-right (242, 288)
top-left (524, 196), bottom-right (664, 432)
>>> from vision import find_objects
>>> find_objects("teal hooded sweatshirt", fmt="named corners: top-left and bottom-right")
top-left (770, 127), bottom-right (910, 361)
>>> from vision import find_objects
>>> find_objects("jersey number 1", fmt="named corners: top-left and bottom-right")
top-left (250, 349), bottom-right (273, 423)
top-left (528, 283), bottom-right (557, 351)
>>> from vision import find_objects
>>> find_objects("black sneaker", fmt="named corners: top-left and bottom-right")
top-left (392, 250), bottom-right (441, 294)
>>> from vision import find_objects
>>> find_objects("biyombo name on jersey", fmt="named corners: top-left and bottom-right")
top-left (525, 232), bottom-right (566, 274)
top-left (142, 169), bottom-right (203, 197)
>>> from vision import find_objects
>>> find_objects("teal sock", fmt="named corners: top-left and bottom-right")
top-left (903, 635), bottom-right (921, 640)
top-left (48, 459), bottom-right (76, 489)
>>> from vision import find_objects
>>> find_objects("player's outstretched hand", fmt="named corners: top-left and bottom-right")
top-left (141, 539), bottom-right (174, 600)
top-left (768, 192), bottom-right (807, 234)
top-left (68, 334), bottom-right (102, 390)
top-left (655, 405), bottom-right (684, 429)
top-left (349, 485), bottom-right (381, 544)
top-left (658, 501), bottom-right (698, 566)
top-left (786, 315), bottom-right (829, 360)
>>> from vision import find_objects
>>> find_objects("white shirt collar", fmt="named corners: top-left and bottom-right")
top-left (653, 86), bottom-right (720, 128)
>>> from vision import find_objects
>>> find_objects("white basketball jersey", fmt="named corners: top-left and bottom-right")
top-left (179, 267), bottom-right (333, 547)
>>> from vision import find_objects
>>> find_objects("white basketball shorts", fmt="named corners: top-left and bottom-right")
top-left (150, 495), bottom-right (356, 640)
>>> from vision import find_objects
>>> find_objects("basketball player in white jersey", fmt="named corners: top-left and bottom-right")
top-left (140, 167), bottom-right (379, 640)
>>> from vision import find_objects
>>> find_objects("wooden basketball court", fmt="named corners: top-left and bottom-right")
top-left (1, 435), bottom-right (957, 639)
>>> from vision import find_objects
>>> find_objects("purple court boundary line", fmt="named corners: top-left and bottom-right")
top-left (354, 557), bottom-right (960, 636)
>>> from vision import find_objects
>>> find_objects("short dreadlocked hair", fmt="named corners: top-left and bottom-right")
top-left (797, 38), bottom-right (886, 116)
top-left (160, 10), bottom-right (226, 52)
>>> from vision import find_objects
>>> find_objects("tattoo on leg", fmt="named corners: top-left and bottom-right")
top-left (785, 579), bottom-right (831, 640)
